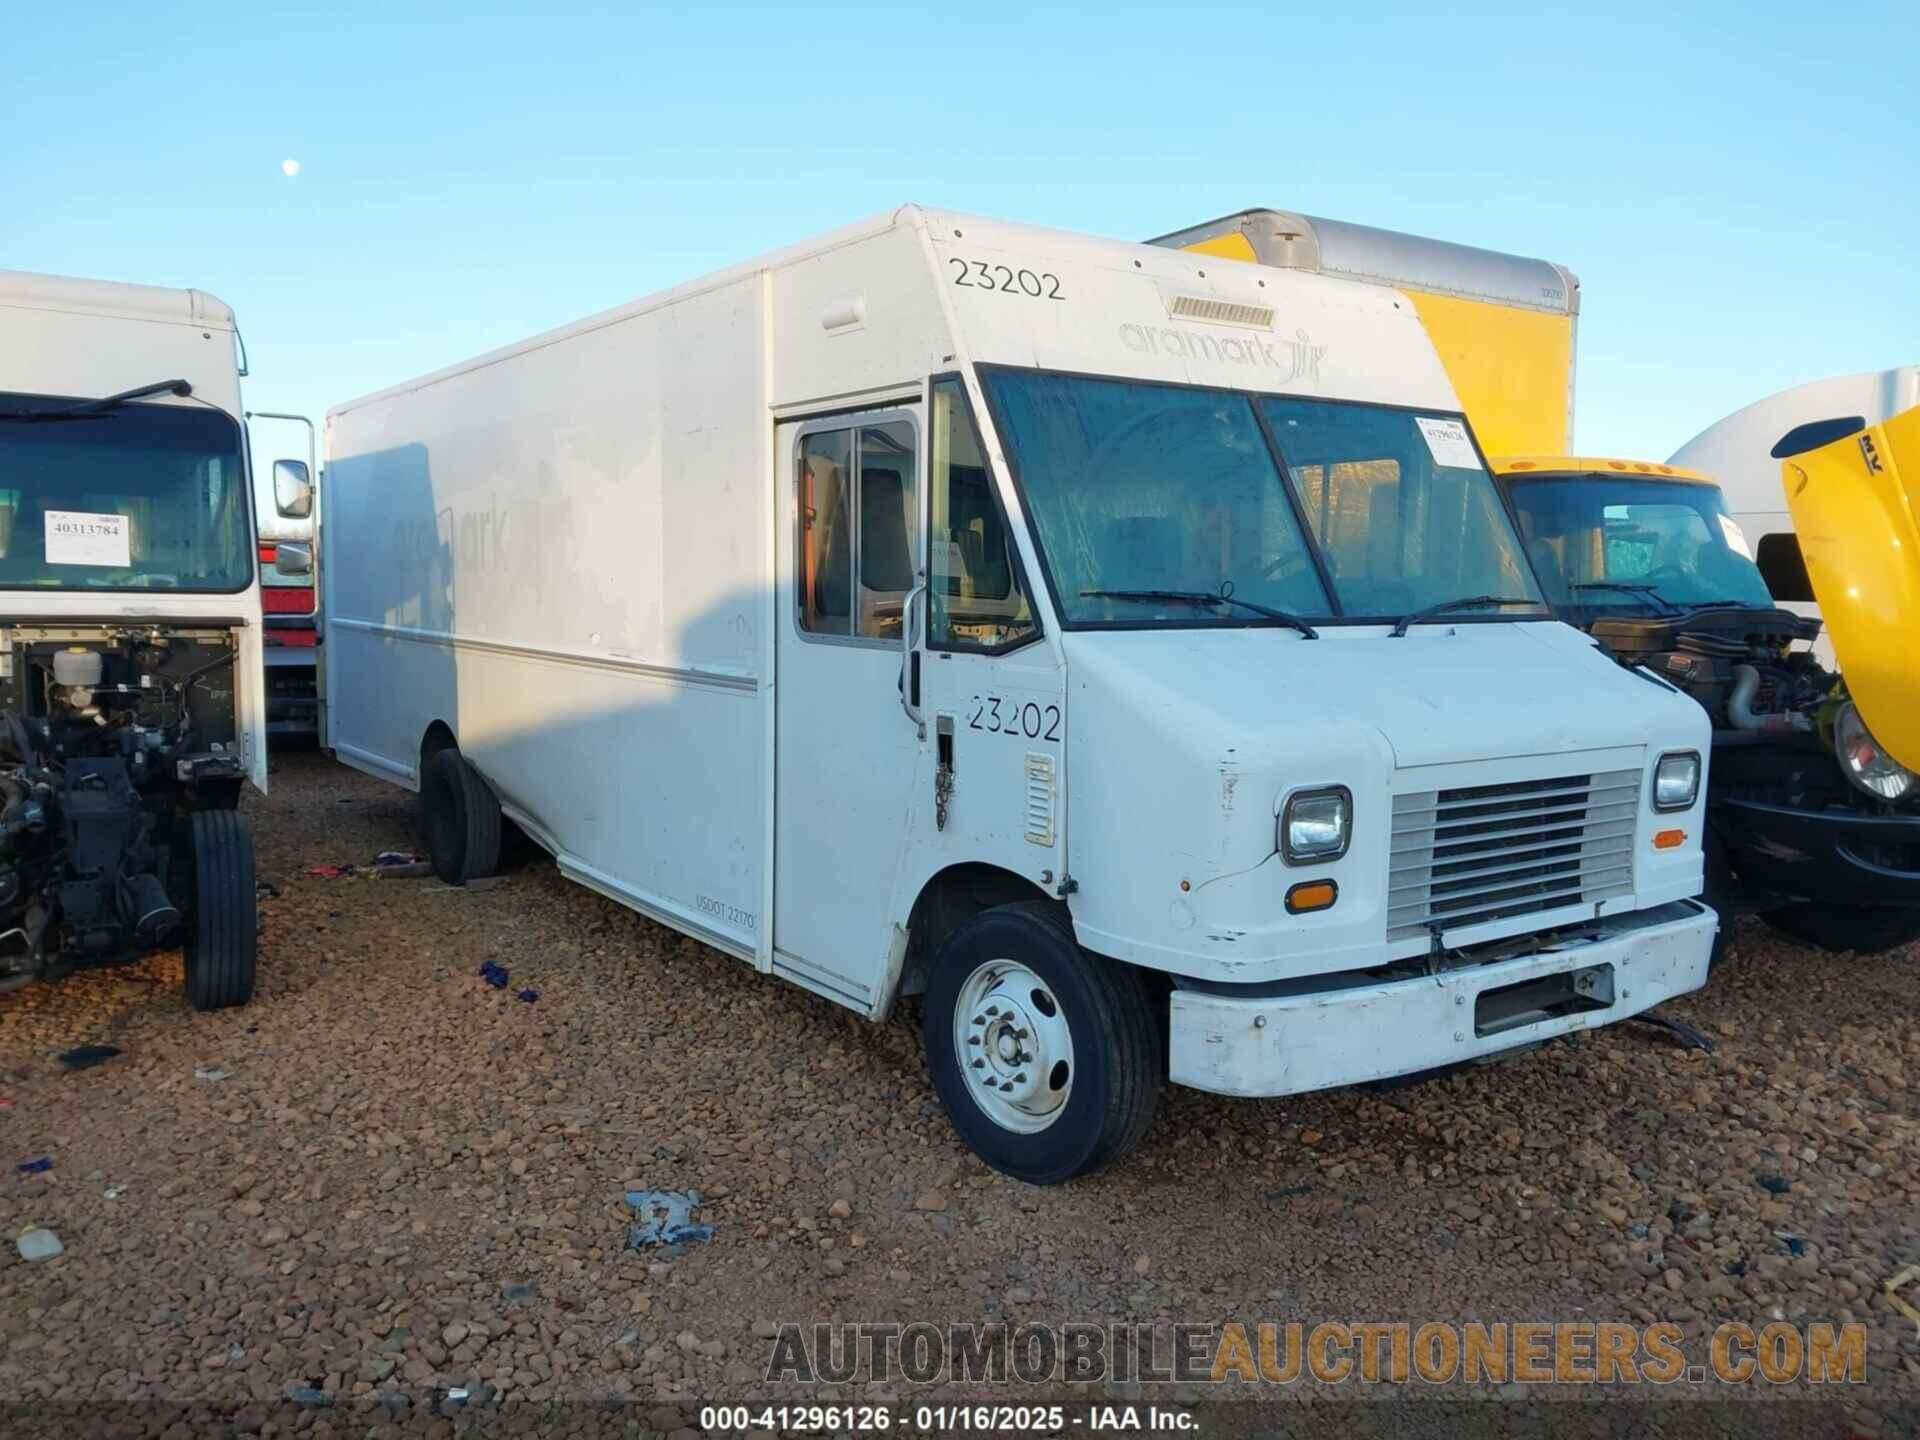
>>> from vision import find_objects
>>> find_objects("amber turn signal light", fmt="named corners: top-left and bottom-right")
top-left (1652, 829), bottom-right (1687, 851)
top-left (1285, 880), bottom-right (1338, 914)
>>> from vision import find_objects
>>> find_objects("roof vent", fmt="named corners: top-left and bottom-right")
top-left (1167, 295), bottom-right (1275, 329)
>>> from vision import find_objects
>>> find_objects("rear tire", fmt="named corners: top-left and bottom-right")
top-left (923, 900), bottom-right (1161, 1184)
top-left (184, 810), bottom-right (257, 1011)
top-left (1760, 902), bottom-right (1920, 956)
top-left (423, 748), bottom-right (502, 885)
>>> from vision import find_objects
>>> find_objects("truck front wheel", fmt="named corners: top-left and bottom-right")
top-left (923, 901), bottom-right (1161, 1184)
top-left (1760, 902), bottom-right (1920, 956)
top-left (183, 810), bottom-right (257, 1011)
top-left (422, 748), bottom-right (502, 885)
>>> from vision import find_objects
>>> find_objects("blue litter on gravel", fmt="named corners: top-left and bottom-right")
top-left (477, 961), bottom-right (509, 989)
top-left (18, 1157), bottom-right (52, 1174)
top-left (625, 1189), bottom-right (713, 1249)
top-left (517, 989), bottom-right (539, 1004)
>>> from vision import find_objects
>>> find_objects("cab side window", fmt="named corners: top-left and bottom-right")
top-left (929, 377), bottom-right (1038, 651)
top-left (796, 420), bottom-right (918, 641)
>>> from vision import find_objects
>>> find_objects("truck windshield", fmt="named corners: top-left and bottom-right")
top-left (978, 368), bottom-right (1542, 624)
top-left (1502, 475), bottom-right (1777, 617)
top-left (0, 395), bottom-right (251, 592)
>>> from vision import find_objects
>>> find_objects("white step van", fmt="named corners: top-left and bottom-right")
top-left (324, 207), bottom-right (1716, 1182)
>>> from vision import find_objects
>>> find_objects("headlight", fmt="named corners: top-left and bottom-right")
top-left (1281, 786), bottom-right (1351, 863)
top-left (1653, 751), bottom-right (1701, 811)
top-left (1835, 703), bottom-right (1916, 802)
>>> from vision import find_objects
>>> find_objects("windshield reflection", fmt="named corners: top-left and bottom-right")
top-left (979, 368), bottom-right (1541, 626)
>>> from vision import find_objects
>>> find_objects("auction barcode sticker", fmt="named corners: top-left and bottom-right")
top-left (1414, 416), bottom-right (1481, 470)
top-left (45, 510), bottom-right (130, 567)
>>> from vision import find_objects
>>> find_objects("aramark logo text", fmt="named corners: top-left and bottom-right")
top-left (1120, 324), bottom-right (1327, 382)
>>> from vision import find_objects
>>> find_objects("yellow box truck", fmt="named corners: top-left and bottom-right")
top-left (1148, 209), bottom-right (1579, 456)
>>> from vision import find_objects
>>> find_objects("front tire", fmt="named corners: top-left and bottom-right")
top-left (184, 810), bottom-right (257, 1011)
top-left (922, 901), bottom-right (1161, 1185)
top-left (423, 748), bottom-right (502, 885)
top-left (1760, 902), bottom-right (1920, 956)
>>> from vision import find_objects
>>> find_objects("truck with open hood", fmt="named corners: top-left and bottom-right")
top-left (1493, 453), bottom-right (1920, 955)
top-left (1149, 212), bottom-right (1920, 956)
top-left (0, 269), bottom-right (288, 1007)
top-left (324, 206), bottom-right (1714, 1183)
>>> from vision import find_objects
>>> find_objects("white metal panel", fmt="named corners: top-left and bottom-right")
top-left (0, 303), bottom-right (243, 425)
top-left (1169, 902), bottom-right (1715, 1097)
top-left (1060, 622), bottom-right (1707, 983)
top-left (915, 209), bottom-right (1461, 413)
top-left (325, 272), bottom-right (773, 957)
top-left (1671, 367), bottom-right (1920, 518)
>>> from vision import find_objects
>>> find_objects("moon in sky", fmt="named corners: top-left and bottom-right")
top-left (281, 158), bottom-right (302, 178)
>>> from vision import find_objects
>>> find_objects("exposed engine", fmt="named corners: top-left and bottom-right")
top-left (0, 626), bottom-right (244, 983)
top-left (1589, 607), bottom-right (1832, 736)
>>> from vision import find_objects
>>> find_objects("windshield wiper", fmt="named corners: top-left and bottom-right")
top-left (1080, 587), bottom-right (1319, 638)
top-left (0, 378), bottom-right (193, 423)
top-left (1571, 581), bottom-right (1680, 616)
top-left (1389, 594), bottom-right (1544, 638)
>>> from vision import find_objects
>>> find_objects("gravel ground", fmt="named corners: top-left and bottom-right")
top-left (0, 748), bottom-right (1915, 1436)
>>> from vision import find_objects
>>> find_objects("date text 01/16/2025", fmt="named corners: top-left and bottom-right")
top-left (698, 1403), bottom-right (1196, 1432)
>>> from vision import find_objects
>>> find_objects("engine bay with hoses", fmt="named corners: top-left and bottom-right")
top-left (1589, 605), bottom-right (1918, 819)
top-left (0, 624), bottom-right (246, 983)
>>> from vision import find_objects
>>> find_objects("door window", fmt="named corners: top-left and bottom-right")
top-left (929, 377), bottom-right (1037, 650)
top-left (796, 418), bottom-right (918, 641)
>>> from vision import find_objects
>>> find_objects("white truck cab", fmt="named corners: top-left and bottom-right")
top-left (0, 269), bottom-right (276, 1008)
top-left (325, 208), bottom-right (1715, 1182)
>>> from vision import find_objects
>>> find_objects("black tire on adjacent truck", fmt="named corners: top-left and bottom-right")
top-left (183, 809), bottom-right (257, 1011)
top-left (423, 747), bottom-right (502, 886)
top-left (1760, 902), bottom-right (1920, 957)
top-left (922, 900), bottom-right (1161, 1185)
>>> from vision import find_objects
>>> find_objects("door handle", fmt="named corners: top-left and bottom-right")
top-left (899, 581), bottom-right (927, 738)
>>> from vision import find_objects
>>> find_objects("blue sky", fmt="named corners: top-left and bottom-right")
top-left (6, 2), bottom-right (1915, 468)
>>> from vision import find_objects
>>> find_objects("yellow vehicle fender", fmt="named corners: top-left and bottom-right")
top-left (1776, 404), bottom-right (1920, 771)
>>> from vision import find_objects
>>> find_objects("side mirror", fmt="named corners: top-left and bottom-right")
top-left (273, 458), bottom-right (314, 518)
top-left (274, 541), bottom-right (313, 577)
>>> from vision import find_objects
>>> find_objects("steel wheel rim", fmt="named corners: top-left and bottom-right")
top-left (953, 958), bottom-right (1074, 1134)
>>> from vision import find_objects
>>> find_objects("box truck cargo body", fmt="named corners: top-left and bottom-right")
top-left (1149, 209), bottom-right (1580, 457)
top-left (325, 206), bottom-right (1714, 1182)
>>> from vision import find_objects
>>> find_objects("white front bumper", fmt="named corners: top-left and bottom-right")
top-left (1168, 901), bottom-right (1716, 1098)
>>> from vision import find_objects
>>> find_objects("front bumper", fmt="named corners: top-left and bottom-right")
top-left (1168, 901), bottom-right (1715, 1098)
top-left (1716, 798), bottom-right (1920, 907)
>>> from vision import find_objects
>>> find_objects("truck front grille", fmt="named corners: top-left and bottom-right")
top-left (1388, 769), bottom-right (1640, 941)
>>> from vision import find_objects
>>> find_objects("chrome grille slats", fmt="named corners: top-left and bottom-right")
top-left (1388, 769), bottom-right (1640, 939)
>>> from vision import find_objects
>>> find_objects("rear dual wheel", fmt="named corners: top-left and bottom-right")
top-left (923, 901), bottom-right (1161, 1185)
top-left (422, 747), bottom-right (502, 885)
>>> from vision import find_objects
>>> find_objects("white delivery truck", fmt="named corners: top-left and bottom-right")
top-left (0, 269), bottom-right (296, 1007)
top-left (325, 207), bottom-right (1715, 1183)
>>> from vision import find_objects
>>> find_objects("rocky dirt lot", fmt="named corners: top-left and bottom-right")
top-left (0, 749), bottom-right (1915, 1437)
